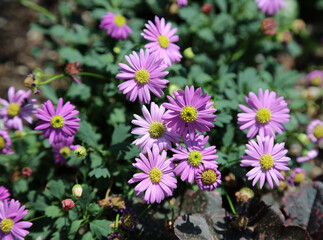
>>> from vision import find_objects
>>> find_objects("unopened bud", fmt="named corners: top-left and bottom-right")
top-left (74, 146), bottom-right (87, 158)
top-left (72, 184), bottom-right (83, 199)
top-left (183, 47), bottom-right (195, 59)
top-left (201, 4), bottom-right (212, 15)
top-left (277, 30), bottom-right (292, 44)
top-left (291, 19), bottom-right (306, 34)
top-left (62, 199), bottom-right (75, 210)
top-left (261, 18), bottom-right (277, 36)
top-left (113, 47), bottom-right (121, 54)
top-left (21, 167), bottom-right (33, 179)
top-left (168, 83), bottom-right (181, 98)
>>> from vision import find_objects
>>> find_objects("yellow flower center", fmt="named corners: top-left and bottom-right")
top-left (7, 103), bottom-right (21, 117)
top-left (135, 69), bottom-right (150, 85)
top-left (114, 14), bottom-right (126, 27)
top-left (0, 136), bottom-right (5, 150)
top-left (187, 150), bottom-right (203, 167)
top-left (256, 107), bottom-right (272, 124)
top-left (201, 169), bottom-right (217, 185)
top-left (50, 115), bottom-right (65, 129)
top-left (293, 172), bottom-right (305, 184)
top-left (149, 167), bottom-right (162, 184)
top-left (311, 77), bottom-right (322, 86)
top-left (1, 218), bottom-right (14, 233)
top-left (180, 106), bottom-right (198, 123)
top-left (259, 154), bottom-right (274, 170)
top-left (158, 35), bottom-right (170, 49)
top-left (59, 146), bottom-right (71, 158)
top-left (148, 121), bottom-right (166, 139)
top-left (123, 212), bottom-right (136, 229)
top-left (313, 125), bottom-right (323, 139)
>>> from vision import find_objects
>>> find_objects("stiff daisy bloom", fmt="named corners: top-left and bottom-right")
top-left (0, 199), bottom-right (33, 239)
top-left (0, 186), bottom-right (10, 201)
top-left (117, 49), bottom-right (169, 104)
top-left (0, 87), bottom-right (37, 132)
top-left (288, 168), bottom-right (306, 186)
top-left (99, 12), bottom-right (132, 39)
top-left (177, 0), bottom-right (188, 6)
top-left (306, 70), bottom-right (323, 86)
top-left (296, 148), bottom-right (318, 163)
top-left (128, 147), bottom-right (177, 204)
top-left (163, 85), bottom-right (216, 140)
top-left (131, 102), bottom-right (180, 153)
top-left (241, 136), bottom-right (290, 189)
top-left (238, 89), bottom-right (290, 139)
top-left (0, 130), bottom-right (12, 155)
top-left (196, 165), bottom-right (221, 191)
top-left (307, 120), bottom-right (323, 144)
top-left (255, 0), bottom-right (286, 15)
top-left (34, 98), bottom-right (80, 145)
top-left (52, 137), bottom-right (80, 165)
top-left (169, 134), bottom-right (218, 184)
top-left (141, 16), bottom-right (182, 66)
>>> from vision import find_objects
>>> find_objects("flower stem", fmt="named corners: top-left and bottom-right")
top-left (20, 0), bottom-right (56, 22)
top-left (115, 213), bottom-right (120, 230)
top-left (75, 72), bottom-right (106, 79)
top-left (28, 215), bottom-right (47, 222)
top-left (225, 192), bottom-right (237, 215)
top-left (39, 74), bottom-right (65, 86)
top-left (138, 204), bottom-right (151, 218)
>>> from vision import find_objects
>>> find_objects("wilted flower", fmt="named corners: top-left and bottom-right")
top-left (201, 3), bottom-right (212, 15)
top-left (306, 70), bottom-right (323, 86)
top-left (142, 16), bottom-right (182, 66)
top-left (121, 209), bottom-right (138, 231)
top-left (235, 187), bottom-right (255, 202)
top-left (0, 186), bottom-right (10, 201)
top-left (0, 87), bottom-right (38, 132)
top-left (52, 137), bottom-right (80, 165)
top-left (62, 199), bottom-right (75, 210)
top-left (195, 164), bottom-right (221, 191)
top-left (72, 184), bottom-right (83, 199)
top-left (105, 194), bottom-right (127, 212)
top-left (117, 49), bottom-right (169, 104)
top-left (0, 199), bottom-right (33, 239)
top-left (255, 0), bottom-right (286, 15)
top-left (288, 168), bottom-right (306, 186)
top-left (74, 146), bottom-right (87, 158)
top-left (35, 98), bottom-right (80, 145)
top-left (107, 232), bottom-right (121, 240)
top-left (21, 167), bottom-right (33, 179)
top-left (296, 148), bottom-right (319, 163)
top-left (261, 17), bottom-right (277, 35)
top-left (65, 60), bottom-right (83, 84)
top-left (307, 120), bottom-right (323, 144)
top-left (0, 130), bottom-right (13, 155)
top-left (99, 12), bottom-right (132, 39)
top-left (241, 136), bottom-right (290, 189)
top-left (24, 74), bottom-right (35, 89)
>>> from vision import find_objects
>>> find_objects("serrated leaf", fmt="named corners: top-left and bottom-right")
top-left (78, 185), bottom-right (94, 209)
top-left (59, 47), bottom-right (83, 62)
top-left (111, 124), bottom-right (131, 145)
top-left (77, 121), bottom-right (101, 149)
top-left (90, 153), bottom-right (102, 169)
top-left (89, 167), bottom-right (110, 179)
top-left (45, 206), bottom-right (63, 218)
top-left (67, 83), bottom-right (91, 101)
top-left (90, 220), bottom-right (113, 238)
top-left (69, 220), bottom-right (83, 238)
top-left (223, 124), bottom-right (235, 147)
top-left (40, 85), bottom-right (58, 103)
top-left (48, 179), bottom-right (65, 199)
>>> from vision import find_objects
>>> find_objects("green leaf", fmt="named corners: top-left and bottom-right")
top-left (69, 220), bottom-right (83, 238)
top-left (111, 124), bottom-right (131, 145)
top-left (48, 179), bottom-right (65, 199)
top-left (59, 47), bottom-right (83, 62)
top-left (78, 185), bottom-right (94, 209)
top-left (89, 167), bottom-right (110, 179)
top-left (90, 220), bottom-right (113, 238)
top-left (55, 217), bottom-right (68, 228)
top-left (223, 124), bottom-right (235, 147)
top-left (13, 179), bottom-right (28, 194)
top-left (77, 121), bottom-right (101, 149)
top-left (40, 85), bottom-right (58, 103)
top-left (45, 206), bottom-right (63, 218)
top-left (67, 83), bottom-right (91, 101)
top-left (81, 232), bottom-right (93, 240)
top-left (90, 153), bottom-right (102, 169)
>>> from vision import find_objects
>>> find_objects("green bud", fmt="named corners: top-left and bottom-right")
top-left (297, 133), bottom-right (309, 145)
top-left (72, 184), bottom-right (83, 199)
top-left (183, 47), bottom-right (195, 59)
top-left (74, 146), bottom-right (87, 158)
top-left (168, 83), bottom-right (181, 98)
top-left (113, 47), bottom-right (121, 54)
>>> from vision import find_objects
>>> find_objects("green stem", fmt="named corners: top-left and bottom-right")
top-left (225, 192), bottom-right (237, 215)
top-left (75, 72), bottom-right (106, 80)
top-left (39, 74), bottom-right (65, 86)
top-left (115, 213), bottom-right (120, 230)
top-left (138, 204), bottom-right (151, 218)
top-left (28, 215), bottom-right (47, 222)
top-left (20, 0), bottom-right (56, 22)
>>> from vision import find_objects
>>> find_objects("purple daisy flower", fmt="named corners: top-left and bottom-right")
top-left (196, 165), bottom-right (222, 191)
top-left (0, 199), bottom-right (32, 239)
top-left (131, 102), bottom-right (180, 153)
top-left (34, 98), bottom-right (80, 145)
top-left (241, 136), bottom-right (290, 189)
top-left (0, 186), bottom-right (10, 201)
top-left (163, 85), bottom-right (216, 140)
top-left (238, 89), bottom-right (290, 139)
top-left (121, 208), bottom-right (138, 231)
top-left (255, 0), bottom-right (286, 15)
top-left (287, 168), bottom-right (306, 186)
top-left (52, 137), bottom-right (80, 165)
top-left (306, 70), bottom-right (323, 86)
top-left (117, 49), bottom-right (169, 104)
top-left (99, 12), bottom-right (132, 39)
top-left (0, 87), bottom-right (37, 132)
top-left (177, 0), bottom-right (188, 6)
top-left (141, 16), bottom-right (182, 66)
top-left (169, 134), bottom-right (218, 184)
top-left (128, 146), bottom-right (177, 204)
top-left (0, 130), bottom-right (13, 155)
top-left (296, 148), bottom-right (319, 163)
top-left (307, 120), bottom-right (323, 144)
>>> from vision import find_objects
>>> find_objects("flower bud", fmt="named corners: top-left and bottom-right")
top-left (183, 47), bottom-right (195, 59)
top-left (21, 167), bottom-right (33, 179)
top-left (168, 83), bottom-right (181, 98)
top-left (74, 146), bottom-right (87, 158)
top-left (72, 184), bottom-right (83, 199)
top-left (261, 17), bottom-right (277, 36)
top-left (291, 19), bottom-right (306, 34)
top-left (62, 199), bottom-right (75, 210)
top-left (235, 187), bottom-right (254, 202)
top-left (113, 47), bottom-right (121, 54)
top-left (201, 4), bottom-right (212, 15)
top-left (277, 30), bottom-right (292, 44)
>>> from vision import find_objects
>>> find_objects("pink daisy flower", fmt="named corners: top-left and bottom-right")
top-left (169, 134), bottom-right (218, 184)
top-left (255, 0), bottom-right (286, 15)
top-left (131, 102), bottom-right (180, 153)
top-left (0, 199), bottom-right (33, 239)
top-left (287, 168), bottom-right (306, 186)
top-left (177, 0), bottom-right (188, 7)
top-left (52, 137), bottom-right (80, 165)
top-left (306, 70), bottom-right (323, 86)
top-left (0, 186), bottom-right (10, 201)
top-left (141, 16), bottom-right (182, 66)
top-left (0, 87), bottom-right (37, 132)
top-left (34, 98), bottom-right (80, 145)
top-left (99, 12), bottom-right (132, 39)
top-left (241, 136), bottom-right (290, 189)
top-left (238, 89), bottom-right (290, 139)
top-left (0, 130), bottom-right (13, 155)
top-left (128, 146), bottom-right (177, 204)
top-left (307, 120), bottom-right (323, 144)
top-left (162, 85), bottom-right (216, 140)
top-left (117, 49), bottom-right (169, 104)
top-left (296, 148), bottom-right (319, 163)
top-left (196, 164), bottom-right (221, 191)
